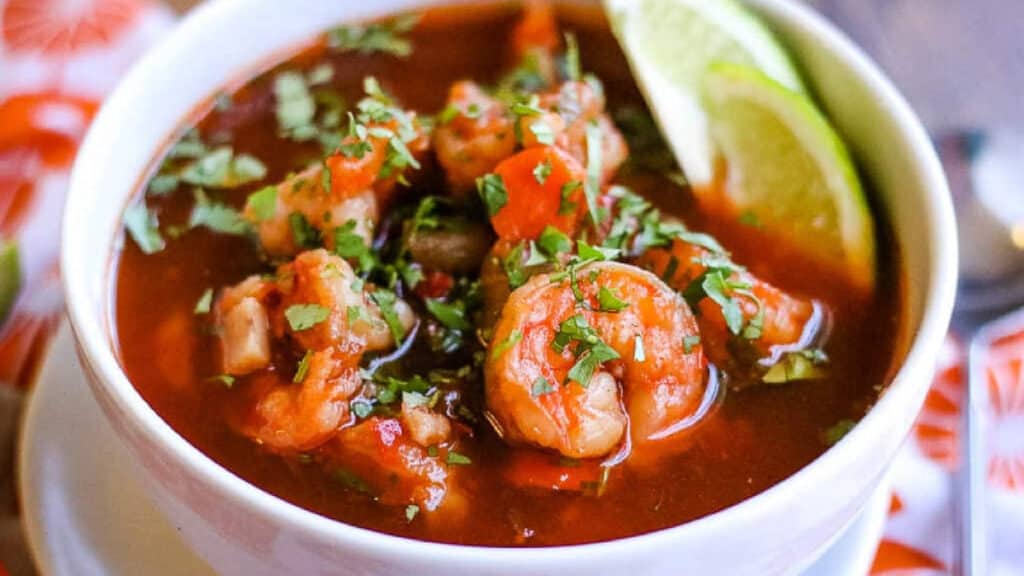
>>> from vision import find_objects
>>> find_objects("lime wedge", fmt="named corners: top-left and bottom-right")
top-left (604, 0), bottom-right (804, 185)
top-left (702, 64), bottom-right (876, 290)
top-left (0, 239), bottom-right (20, 324)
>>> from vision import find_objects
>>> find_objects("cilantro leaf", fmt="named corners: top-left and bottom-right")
top-left (274, 71), bottom-right (317, 140)
top-left (477, 173), bottom-right (508, 217)
top-left (327, 14), bottom-right (419, 57)
top-left (563, 33), bottom-right (581, 81)
top-left (333, 220), bottom-right (375, 272)
top-left (596, 286), bottom-right (628, 312)
top-left (823, 419), bottom-right (856, 446)
top-left (533, 158), bottom-right (552, 184)
top-left (285, 304), bottom-right (331, 331)
top-left (123, 202), bottom-right (165, 254)
top-left (425, 298), bottom-right (469, 330)
top-left (293, 349), bottom-right (314, 383)
top-left (189, 190), bottom-right (251, 236)
top-left (537, 226), bottom-right (571, 257)
top-left (289, 212), bottom-right (321, 248)
top-left (763, 349), bottom-right (829, 384)
top-left (531, 376), bottom-right (554, 397)
top-left (370, 289), bottom-right (407, 343)
top-left (194, 288), bottom-right (214, 315)
top-left (245, 186), bottom-right (277, 222)
top-left (180, 146), bottom-right (267, 189)
top-left (446, 451), bottom-right (472, 466)
top-left (491, 329), bottom-right (522, 359)
top-left (583, 121), bottom-right (603, 225)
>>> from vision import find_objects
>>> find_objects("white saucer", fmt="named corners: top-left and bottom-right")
top-left (19, 325), bottom-right (888, 575)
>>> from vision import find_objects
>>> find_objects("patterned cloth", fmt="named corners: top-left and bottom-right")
top-left (0, 1), bottom-right (1020, 574)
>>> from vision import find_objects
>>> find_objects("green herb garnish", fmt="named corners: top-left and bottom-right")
top-left (477, 173), bottom-right (508, 217)
top-left (285, 304), bottom-right (331, 331)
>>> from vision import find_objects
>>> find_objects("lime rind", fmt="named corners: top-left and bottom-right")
top-left (702, 63), bottom-right (876, 290)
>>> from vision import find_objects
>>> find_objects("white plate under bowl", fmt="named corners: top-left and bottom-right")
top-left (19, 325), bottom-right (888, 575)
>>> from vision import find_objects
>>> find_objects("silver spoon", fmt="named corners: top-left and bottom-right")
top-left (938, 129), bottom-right (1024, 576)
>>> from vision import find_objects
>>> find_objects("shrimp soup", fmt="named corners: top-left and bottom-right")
top-left (113, 2), bottom-right (902, 546)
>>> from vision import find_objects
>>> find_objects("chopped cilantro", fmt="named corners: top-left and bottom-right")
top-left (531, 376), bottom-right (554, 397)
top-left (293, 349), bottom-right (314, 383)
top-left (533, 158), bottom-right (552, 185)
top-left (370, 289), bottom-right (406, 343)
top-left (577, 240), bottom-right (619, 262)
top-left (189, 189), bottom-right (251, 236)
top-left (333, 221), bottom-right (375, 272)
top-left (245, 186), bottom-right (277, 222)
top-left (289, 212), bottom-right (321, 248)
top-left (583, 121), bottom-right (603, 225)
top-left (563, 33), bottom-right (581, 81)
top-left (596, 286), bottom-right (629, 312)
top-left (537, 226), bottom-right (571, 257)
top-left (702, 271), bottom-right (746, 335)
top-left (437, 104), bottom-right (460, 125)
top-left (683, 334), bottom-right (701, 354)
top-left (491, 329), bottom-right (522, 359)
top-left (477, 173), bottom-right (508, 217)
top-left (285, 304), bottom-right (331, 331)
top-left (147, 173), bottom-right (179, 196)
top-left (308, 63), bottom-right (334, 85)
top-left (207, 374), bottom-right (236, 388)
top-left (763, 349), bottom-right (829, 384)
top-left (194, 288), bottom-right (214, 314)
top-left (425, 298), bottom-right (470, 331)
top-left (823, 419), bottom-right (856, 446)
top-left (326, 14), bottom-right (419, 57)
top-left (558, 181), bottom-right (581, 215)
top-left (502, 242), bottom-right (527, 289)
top-left (332, 468), bottom-right (373, 494)
top-left (274, 71), bottom-right (317, 140)
top-left (180, 146), bottom-right (266, 189)
top-left (551, 314), bottom-right (620, 387)
top-left (446, 451), bottom-right (472, 466)
top-left (530, 121), bottom-right (556, 146)
top-left (123, 202), bottom-right (165, 254)
top-left (405, 504), bottom-right (420, 522)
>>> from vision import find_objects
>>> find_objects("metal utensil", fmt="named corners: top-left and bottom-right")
top-left (938, 130), bottom-right (1024, 576)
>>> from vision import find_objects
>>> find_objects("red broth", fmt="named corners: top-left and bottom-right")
top-left (112, 3), bottom-right (903, 546)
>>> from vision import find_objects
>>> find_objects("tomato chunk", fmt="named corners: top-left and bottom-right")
top-left (490, 146), bottom-right (585, 241)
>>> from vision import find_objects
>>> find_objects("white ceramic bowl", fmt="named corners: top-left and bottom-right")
top-left (61, 1), bottom-right (957, 574)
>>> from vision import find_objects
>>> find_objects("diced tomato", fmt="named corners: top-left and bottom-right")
top-left (415, 270), bottom-right (455, 299)
top-left (490, 146), bottom-right (586, 241)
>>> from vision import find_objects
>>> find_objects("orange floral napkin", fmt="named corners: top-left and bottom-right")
top-left (1, 2), bottom-right (1022, 575)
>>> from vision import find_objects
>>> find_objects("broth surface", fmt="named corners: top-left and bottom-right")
top-left (113, 3), bottom-right (902, 546)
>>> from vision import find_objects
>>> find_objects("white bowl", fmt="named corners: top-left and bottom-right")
top-left (61, 1), bottom-right (957, 574)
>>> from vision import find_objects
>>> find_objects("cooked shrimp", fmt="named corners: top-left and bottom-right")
top-left (215, 276), bottom-right (275, 375)
top-left (320, 417), bottom-right (453, 511)
top-left (485, 261), bottom-right (706, 459)
top-left (433, 81), bottom-right (517, 192)
top-left (637, 238), bottom-right (818, 361)
top-left (246, 113), bottom-right (429, 258)
top-left (536, 81), bottom-right (629, 182)
top-left (242, 348), bottom-right (361, 453)
top-left (274, 249), bottom-right (415, 352)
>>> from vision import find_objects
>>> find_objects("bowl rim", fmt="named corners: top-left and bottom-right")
top-left (61, 0), bottom-right (958, 564)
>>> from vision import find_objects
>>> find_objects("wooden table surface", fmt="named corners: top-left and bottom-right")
top-left (163, 0), bottom-right (1024, 132)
